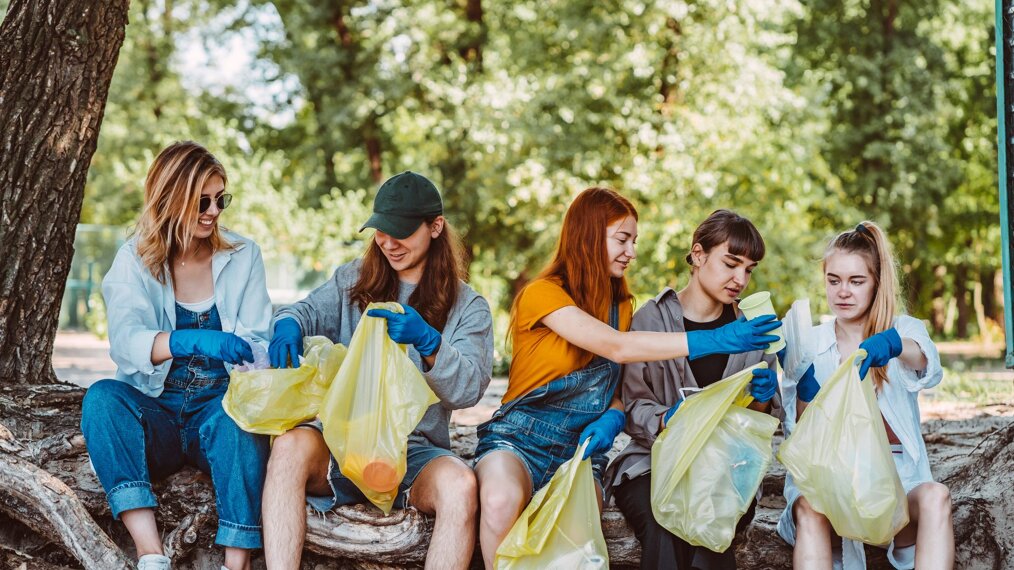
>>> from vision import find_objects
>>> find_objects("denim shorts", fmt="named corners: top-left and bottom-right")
top-left (298, 420), bottom-right (460, 512)
top-left (473, 407), bottom-right (609, 494)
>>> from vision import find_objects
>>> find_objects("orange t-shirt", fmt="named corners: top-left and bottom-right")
top-left (504, 278), bottom-right (632, 403)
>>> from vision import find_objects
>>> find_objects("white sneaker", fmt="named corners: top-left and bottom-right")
top-left (137, 553), bottom-right (171, 570)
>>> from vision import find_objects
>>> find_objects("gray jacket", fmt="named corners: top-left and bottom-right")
top-left (605, 287), bottom-right (781, 496)
top-left (273, 259), bottom-right (494, 450)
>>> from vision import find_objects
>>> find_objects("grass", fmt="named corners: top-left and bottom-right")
top-left (927, 367), bottom-right (1014, 406)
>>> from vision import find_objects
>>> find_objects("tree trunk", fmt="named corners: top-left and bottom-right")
top-left (930, 265), bottom-right (947, 335)
top-left (954, 263), bottom-right (971, 339)
top-left (0, 0), bottom-right (129, 385)
top-left (981, 267), bottom-right (999, 323)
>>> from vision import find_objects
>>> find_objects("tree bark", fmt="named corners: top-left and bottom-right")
top-left (981, 267), bottom-right (999, 323)
top-left (0, 0), bottom-right (129, 386)
top-left (954, 263), bottom-right (971, 338)
top-left (3, 384), bottom-right (1013, 569)
top-left (930, 265), bottom-right (947, 336)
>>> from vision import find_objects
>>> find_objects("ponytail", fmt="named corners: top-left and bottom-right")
top-left (823, 221), bottom-right (902, 390)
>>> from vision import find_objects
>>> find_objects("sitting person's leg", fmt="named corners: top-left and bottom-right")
top-left (262, 426), bottom-right (332, 570)
top-left (474, 450), bottom-right (534, 570)
top-left (613, 474), bottom-right (692, 570)
top-left (401, 446), bottom-right (478, 570)
top-left (81, 380), bottom-right (185, 563)
top-left (889, 482), bottom-right (953, 570)
top-left (188, 387), bottom-right (270, 570)
top-left (792, 496), bottom-right (833, 570)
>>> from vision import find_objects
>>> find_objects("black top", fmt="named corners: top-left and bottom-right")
top-left (683, 303), bottom-right (737, 388)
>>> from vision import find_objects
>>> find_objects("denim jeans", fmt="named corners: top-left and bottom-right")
top-left (474, 304), bottom-right (621, 493)
top-left (81, 304), bottom-right (269, 549)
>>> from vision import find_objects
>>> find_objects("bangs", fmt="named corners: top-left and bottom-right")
top-left (724, 220), bottom-right (765, 262)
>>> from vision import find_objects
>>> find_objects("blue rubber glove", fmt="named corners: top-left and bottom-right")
top-left (662, 399), bottom-right (683, 426)
top-left (857, 328), bottom-right (903, 380)
top-left (796, 365), bottom-right (820, 403)
top-left (366, 305), bottom-right (442, 357)
top-left (169, 329), bottom-right (253, 365)
top-left (749, 367), bottom-right (778, 403)
top-left (579, 408), bottom-right (625, 460)
top-left (686, 314), bottom-right (782, 360)
top-left (269, 318), bottom-right (303, 369)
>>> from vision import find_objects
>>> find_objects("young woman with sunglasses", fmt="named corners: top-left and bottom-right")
top-left (778, 222), bottom-right (952, 570)
top-left (473, 190), bottom-right (782, 569)
top-left (81, 141), bottom-right (273, 570)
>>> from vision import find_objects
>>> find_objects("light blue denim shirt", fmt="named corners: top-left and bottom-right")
top-left (101, 229), bottom-right (272, 397)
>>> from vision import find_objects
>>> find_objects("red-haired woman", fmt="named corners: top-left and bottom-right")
top-left (473, 189), bottom-right (782, 568)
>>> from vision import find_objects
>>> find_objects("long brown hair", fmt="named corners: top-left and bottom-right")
top-left (514, 187), bottom-right (638, 326)
top-left (349, 219), bottom-right (468, 331)
top-left (134, 141), bottom-right (233, 283)
top-left (824, 221), bottom-right (902, 389)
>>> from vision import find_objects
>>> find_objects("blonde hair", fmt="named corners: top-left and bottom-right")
top-left (134, 141), bottom-right (232, 283)
top-left (823, 221), bottom-right (902, 389)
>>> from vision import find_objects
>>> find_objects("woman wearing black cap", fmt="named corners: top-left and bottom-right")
top-left (260, 171), bottom-right (494, 570)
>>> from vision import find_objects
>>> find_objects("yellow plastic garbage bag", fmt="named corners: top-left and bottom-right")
top-left (318, 302), bottom-right (439, 514)
top-left (778, 349), bottom-right (909, 545)
top-left (495, 441), bottom-right (609, 570)
top-left (223, 336), bottom-right (347, 435)
top-left (651, 363), bottom-right (779, 553)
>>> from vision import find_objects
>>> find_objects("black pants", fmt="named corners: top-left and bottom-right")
top-left (613, 473), bottom-right (756, 570)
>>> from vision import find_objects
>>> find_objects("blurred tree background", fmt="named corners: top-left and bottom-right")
top-left (3, 0), bottom-right (999, 363)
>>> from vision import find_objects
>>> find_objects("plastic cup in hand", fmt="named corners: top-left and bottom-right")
top-left (738, 291), bottom-right (785, 354)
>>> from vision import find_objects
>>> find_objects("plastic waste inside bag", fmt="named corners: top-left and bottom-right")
top-left (235, 341), bottom-right (270, 372)
top-left (651, 364), bottom-right (779, 553)
top-left (778, 349), bottom-right (909, 545)
top-left (495, 441), bottom-right (609, 570)
top-left (318, 302), bottom-right (439, 513)
top-left (223, 336), bottom-right (346, 435)
top-left (780, 298), bottom-right (817, 383)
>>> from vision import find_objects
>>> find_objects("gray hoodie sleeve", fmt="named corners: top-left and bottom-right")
top-left (621, 301), bottom-right (673, 447)
top-left (424, 293), bottom-right (494, 410)
top-left (272, 267), bottom-right (346, 340)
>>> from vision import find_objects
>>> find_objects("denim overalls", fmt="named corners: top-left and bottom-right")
top-left (81, 304), bottom-right (270, 549)
top-left (475, 304), bottom-right (621, 492)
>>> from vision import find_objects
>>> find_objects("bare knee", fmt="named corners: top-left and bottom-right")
top-left (917, 482), bottom-right (952, 517)
top-left (794, 497), bottom-right (830, 532)
top-left (266, 428), bottom-right (326, 481)
top-left (480, 482), bottom-right (527, 530)
top-left (429, 461), bottom-right (478, 517)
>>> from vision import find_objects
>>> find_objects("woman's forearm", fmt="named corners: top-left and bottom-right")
top-left (151, 332), bottom-right (172, 365)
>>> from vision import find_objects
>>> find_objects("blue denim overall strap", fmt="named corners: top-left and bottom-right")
top-left (475, 303), bottom-right (622, 490)
top-left (497, 302), bottom-right (621, 420)
top-left (167, 303), bottom-right (230, 387)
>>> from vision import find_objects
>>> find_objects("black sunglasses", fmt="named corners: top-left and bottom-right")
top-left (199, 193), bottom-right (232, 213)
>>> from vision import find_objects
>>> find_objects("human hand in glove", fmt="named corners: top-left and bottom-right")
top-left (686, 315), bottom-right (781, 360)
top-left (579, 408), bottom-right (625, 460)
top-left (857, 328), bottom-right (903, 380)
top-left (269, 317), bottom-right (303, 369)
top-left (170, 329), bottom-right (253, 365)
top-left (367, 305), bottom-right (442, 357)
top-left (749, 367), bottom-right (778, 403)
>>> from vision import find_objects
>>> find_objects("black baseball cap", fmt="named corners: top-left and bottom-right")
top-left (359, 171), bottom-right (444, 239)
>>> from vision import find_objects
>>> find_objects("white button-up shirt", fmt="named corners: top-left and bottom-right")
top-left (780, 315), bottom-right (943, 568)
top-left (101, 230), bottom-right (272, 397)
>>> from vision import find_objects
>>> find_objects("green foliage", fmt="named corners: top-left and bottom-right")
top-left (75, 0), bottom-right (1000, 347)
